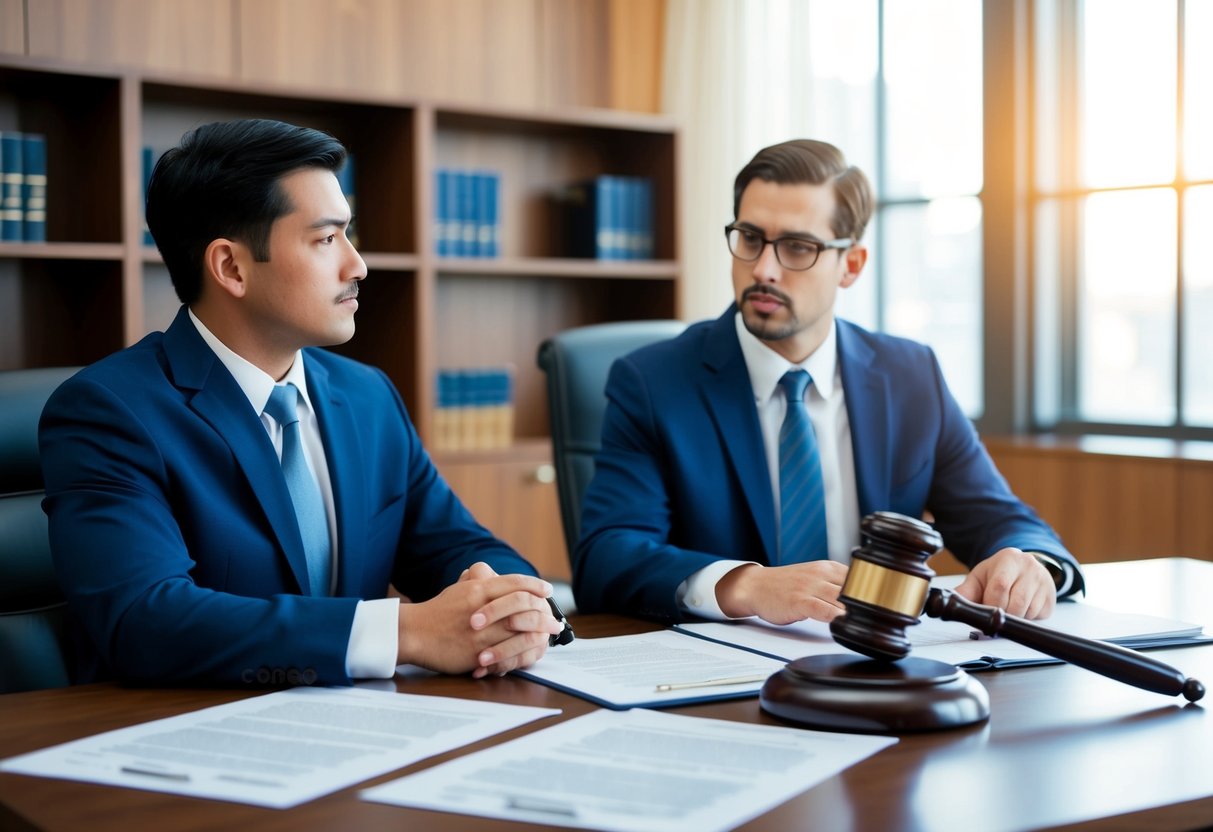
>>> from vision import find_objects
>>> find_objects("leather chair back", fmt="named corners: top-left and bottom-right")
top-left (537, 320), bottom-right (685, 569)
top-left (0, 366), bottom-right (80, 692)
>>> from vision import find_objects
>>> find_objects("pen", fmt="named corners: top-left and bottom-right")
top-left (546, 596), bottom-right (575, 647)
top-left (120, 765), bottom-right (191, 782)
top-left (654, 674), bottom-right (769, 693)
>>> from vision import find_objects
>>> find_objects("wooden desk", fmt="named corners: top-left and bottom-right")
top-left (2, 559), bottom-right (1212, 832)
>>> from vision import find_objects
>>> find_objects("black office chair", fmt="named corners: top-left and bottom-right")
top-left (537, 320), bottom-right (686, 572)
top-left (0, 366), bottom-right (81, 693)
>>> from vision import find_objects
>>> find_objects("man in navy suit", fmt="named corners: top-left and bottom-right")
top-left (40, 119), bottom-right (562, 686)
top-left (575, 139), bottom-right (1082, 625)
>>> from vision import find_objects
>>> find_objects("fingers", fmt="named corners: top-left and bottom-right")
top-left (469, 577), bottom-right (555, 631)
top-left (961, 549), bottom-right (1058, 620)
top-left (472, 630), bottom-right (551, 678)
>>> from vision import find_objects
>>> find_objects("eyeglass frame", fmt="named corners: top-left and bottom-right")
top-left (724, 223), bottom-right (854, 271)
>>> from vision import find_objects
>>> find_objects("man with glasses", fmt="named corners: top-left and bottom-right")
top-left (573, 138), bottom-right (1082, 627)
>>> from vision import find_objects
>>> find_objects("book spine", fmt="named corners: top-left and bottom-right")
top-left (435, 169), bottom-right (449, 257)
top-left (636, 176), bottom-right (654, 259)
top-left (594, 176), bottom-right (611, 259)
top-left (22, 133), bottom-right (47, 243)
top-left (1, 132), bottom-right (24, 242)
top-left (476, 171), bottom-right (497, 259)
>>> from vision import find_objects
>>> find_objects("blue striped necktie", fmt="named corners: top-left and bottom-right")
top-left (263, 383), bottom-right (332, 596)
top-left (777, 370), bottom-right (828, 564)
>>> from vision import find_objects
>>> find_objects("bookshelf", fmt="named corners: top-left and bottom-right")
top-left (0, 55), bottom-right (681, 580)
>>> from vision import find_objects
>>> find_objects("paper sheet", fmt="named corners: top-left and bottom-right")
top-left (361, 707), bottom-right (896, 832)
top-left (676, 592), bottom-right (1206, 667)
top-left (0, 687), bottom-right (559, 808)
top-left (515, 630), bottom-right (787, 708)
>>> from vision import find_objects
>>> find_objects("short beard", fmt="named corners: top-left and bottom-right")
top-left (740, 284), bottom-right (800, 343)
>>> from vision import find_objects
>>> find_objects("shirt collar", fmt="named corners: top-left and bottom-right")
top-left (187, 307), bottom-right (312, 417)
top-left (734, 311), bottom-right (839, 404)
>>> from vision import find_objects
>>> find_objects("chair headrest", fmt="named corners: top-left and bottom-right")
top-left (0, 367), bottom-right (81, 493)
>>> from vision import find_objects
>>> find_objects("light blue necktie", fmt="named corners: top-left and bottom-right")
top-left (263, 383), bottom-right (331, 596)
top-left (777, 370), bottom-right (828, 564)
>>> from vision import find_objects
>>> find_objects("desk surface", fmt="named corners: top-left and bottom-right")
top-left (2, 558), bottom-right (1212, 832)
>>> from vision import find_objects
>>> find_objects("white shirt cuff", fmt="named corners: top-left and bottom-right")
top-left (346, 597), bottom-right (400, 679)
top-left (676, 560), bottom-right (758, 620)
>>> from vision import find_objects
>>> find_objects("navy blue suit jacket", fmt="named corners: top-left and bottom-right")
top-left (574, 307), bottom-right (1078, 620)
top-left (40, 307), bottom-right (536, 685)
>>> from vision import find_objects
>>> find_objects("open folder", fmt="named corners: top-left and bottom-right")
top-left (518, 587), bottom-right (1209, 709)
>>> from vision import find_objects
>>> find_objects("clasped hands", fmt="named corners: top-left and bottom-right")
top-left (716, 547), bottom-right (1056, 625)
top-left (397, 562), bottom-right (563, 678)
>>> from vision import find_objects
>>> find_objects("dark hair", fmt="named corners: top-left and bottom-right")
top-left (732, 139), bottom-right (873, 242)
top-left (146, 119), bottom-right (347, 304)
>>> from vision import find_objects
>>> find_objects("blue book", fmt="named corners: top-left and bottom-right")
top-left (605, 175), bottom-right (627, 260)
top-left (459, 171), bottom-right (479, 257)
top-left (635, 176), bottom-right (654, 259)
top-left (594, 177), bottom-right (613, 259)
top-left (0, 132), bottom-right (24, 242)
top-left (21, 134), bottom-right (46, 243)
top-left (142, 146), bottom-right (156, 247)
top-left (337, 153), bottom-right (358, 248)
top-left (477, 171), bottom-right (499, 258)
top-left (435, 169), bottom-right (450, 256)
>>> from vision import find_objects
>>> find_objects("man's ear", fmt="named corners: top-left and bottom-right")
top-left (204, 238), bottom-right (249, 299)
top-left (839, 245), bottom-right (868, 289)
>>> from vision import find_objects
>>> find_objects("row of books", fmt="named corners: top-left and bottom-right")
top-left (555, 174), bottom-right (654, 260)
top-left (432, 367), bottom-right (514, 451)
top-left (0, 132), bottom-right (48, 243)
top-left (141, 147), bottom-right (359, 249)
top-left (435, 168), bottom-right (500, 258)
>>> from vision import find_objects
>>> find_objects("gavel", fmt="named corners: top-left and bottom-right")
top-left (831, 511), bottom-right (1205, 702)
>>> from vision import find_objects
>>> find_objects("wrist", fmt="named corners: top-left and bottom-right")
top-left (1029, 551), bottom-right (1065, 591)
top-left (715, 563), bottom-right (761, 618)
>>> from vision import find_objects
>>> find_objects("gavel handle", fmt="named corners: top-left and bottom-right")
top-left (924, 588), bottom-right (1205, 702)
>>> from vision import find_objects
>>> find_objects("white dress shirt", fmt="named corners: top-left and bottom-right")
top-left (676, 313), bottom-right (861, 619)
top-left (189, 309), bottom-right (398, 678)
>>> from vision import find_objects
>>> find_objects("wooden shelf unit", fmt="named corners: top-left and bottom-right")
top-left (0, 55), bottom-right (682, 579)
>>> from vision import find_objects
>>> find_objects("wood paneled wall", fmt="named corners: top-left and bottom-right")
top-left (9, 0), bottom-right (665, 112)
top-left (985, 439), bottom-right (1213, 563)
top-left (0, 0), bottom-right (24, 54)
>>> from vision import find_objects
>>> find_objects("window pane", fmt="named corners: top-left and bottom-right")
top-left (1034, 199), bottom-right (1062, 426)
top-left (1183, 186), bottom-right (1213, 424)
top-left (807, 0), bottom-right (879, 178)
top-left (1081, 0), bottom-right (1176, 187)
top-left (1186, 0), bottom-right (1213, 179)
top-left (883, 0), bottom-right (983, 198)
top-left (1034, 0), bottom-right (1063, 192)
top-left (1078, 189), bottom-right (1177, 424)
top-left (882, 198), bottom-right (983, 417)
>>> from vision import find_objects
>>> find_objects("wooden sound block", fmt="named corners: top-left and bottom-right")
top-left (760, 654), bottom-right (990, 733)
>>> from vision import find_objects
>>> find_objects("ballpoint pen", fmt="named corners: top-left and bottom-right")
top-left (654, 674), bottom-right (769, 693)
top-left (547, 596), bottom-right (575, 647)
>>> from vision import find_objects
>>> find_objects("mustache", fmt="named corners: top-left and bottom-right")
top-left (336, 286), bottom-right (360, 303)
top-left (742, 284), bottom-right (792, 306)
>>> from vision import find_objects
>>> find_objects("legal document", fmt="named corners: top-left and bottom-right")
top-left (362, 707), bottom-right (896, 832)
top-left (515, 630), bottom-right (787, 708)
top-left (0, 687), bottom-right (559, 808)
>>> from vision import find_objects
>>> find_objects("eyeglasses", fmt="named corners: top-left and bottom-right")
top-left (724, 224), bottom-right (853, 271)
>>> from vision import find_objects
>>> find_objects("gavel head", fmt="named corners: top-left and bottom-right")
top-left (830, 511), bottom-right (943, 662)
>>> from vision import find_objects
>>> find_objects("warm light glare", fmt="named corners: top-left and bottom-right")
top-left (1185, 0), bottom-right (1213, 179)
top-left (1081, 0), bottom-right (1177, 187)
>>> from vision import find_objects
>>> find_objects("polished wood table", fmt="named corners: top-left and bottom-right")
top-left (2, 558), bottom-right (1212, 831)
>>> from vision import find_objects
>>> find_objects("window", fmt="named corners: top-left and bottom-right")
top-left (1033, 0), bottom-right (1213, 436)
top-left (736, 0), bottom-right (985, 417)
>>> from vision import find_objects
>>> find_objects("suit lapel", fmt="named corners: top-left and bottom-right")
top-left (700, 309), bottom-right (778, 565)
top-left (162, 308), bottom-right (312, 595)
top-left (837, 321), bottom-right (890, 517)
top-left (303, 353), bottom-right (365, 597)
